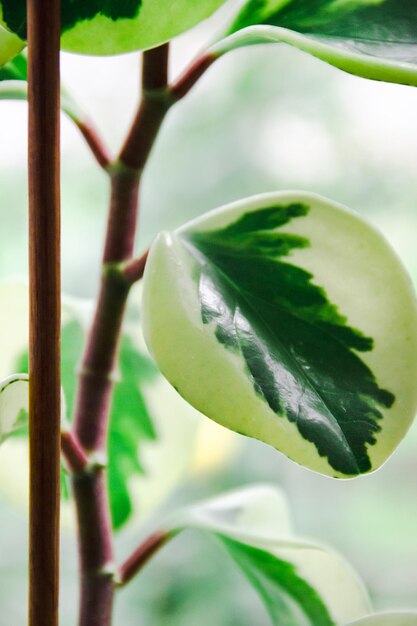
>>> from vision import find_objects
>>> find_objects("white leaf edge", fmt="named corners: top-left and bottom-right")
top-left (211, 25), bottom-right (417, 87)
top-left (142, 190), bottom-right (417, 478)
top-left (0, 373), bottom-right (28, 443)
top-left (0, 373), bottom-right (68, 440)
top-left (346, 613), bottom-right (417, 626)
top-left (164, 484), bottom-right (371, 624)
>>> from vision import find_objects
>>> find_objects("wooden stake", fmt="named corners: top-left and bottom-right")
top-left (27, 0), bottom-right (61, 624)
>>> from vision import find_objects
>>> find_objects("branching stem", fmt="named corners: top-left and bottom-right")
top-left (75, 119), bottom-right (112, 171)
top-left (61, 430), bottom-right (90, 474)
top-left (68, 41), bottom-right (219, 626)
top-left (118, 530), bottom-right (172, 587)
top-left (71, 45), bottom-right (171, 626)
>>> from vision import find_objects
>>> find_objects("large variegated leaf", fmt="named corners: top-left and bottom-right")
top-left (142, 192), bottom-right (417, 478)
top-left (165, 485), bottom-right (370, 625)
top-left (346, 614), bottom-right (417, 626)
top-left (212, 0), bottom-right (417, 87)
top-left (0, 0), bottom-right (227, 56)
top-left (0, 374), bottom-right (28, 443)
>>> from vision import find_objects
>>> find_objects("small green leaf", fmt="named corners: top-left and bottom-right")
top-left (52, 315), bottom-right (160, 529)
top-left (346, 614), bottom-right (417, 626)
top-left (0, 23), bottom-right (23, 68)
top-left (0, 374), bottom-right (28, 443)
top-left (213, 0), bottom-right (417, 87)
top-left (0, 0), bottom-right (228, 55)
top-left (0, 282), bottom-right (200, 528)
top-left (13, 312), bottom-right (159, 525)
top-left (142, 192), bottom-right (417, 478)
top-left (108, 335), bottom-right (158, 529)
top-left (166, 485), bottom-right (370, 625)
top-left (0, 50), bottom-right (26, 80)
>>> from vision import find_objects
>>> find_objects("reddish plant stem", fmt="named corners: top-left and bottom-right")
top-left (171, 53), bottom-right (217, 100)
top-left (119, 530), bottom-right (171, 587)
top-left (75, 120), bottom-right (112, 170)
top-left (123, 249), bottom-right (149, 284)
top-left (61, 430), bottom-right (90, 474)
top-left (27, 0), bottom-right (61, 624)
top-left (74, 267), bottom-right (130, 451)
top-left (72, 470), bottom-right (115, 626)
top-left (71, 45), bottom-right (171, 626)
top-left (70, 42), bottom-right (220, 625)
top-left (119, 44), bottom-right (170, 171)
top-left (72, 267), bottom-right (130, 626)
top-left (142, 44), bottom-right (170, 91)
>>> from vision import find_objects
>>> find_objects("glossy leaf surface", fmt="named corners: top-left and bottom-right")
top-left (214, 0), bottom-right (417, 87)
top-left (0, 374), bottom-right (28, 443)
top-left (167, 485), bottom-right (370, 625)
top-left (143, 192), bottom-right (417, 477)
top-left (0, 0), bottom-right (227, 55)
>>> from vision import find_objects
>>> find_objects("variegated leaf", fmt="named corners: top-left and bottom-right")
top-left (165, 485), bottom-right (371, 625)
top-left (142, 192), bottom-right (417, 478)
top-left (212, 0), bottom-right (417, 87)
top-left (0, 0), bottom-right (227, 55)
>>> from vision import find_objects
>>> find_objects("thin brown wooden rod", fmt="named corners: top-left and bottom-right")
top-left (27, 0), bottom-right (61, 624)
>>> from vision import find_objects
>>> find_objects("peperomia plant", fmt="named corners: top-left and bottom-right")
top-left (0, 1), bottom-right (417, 625)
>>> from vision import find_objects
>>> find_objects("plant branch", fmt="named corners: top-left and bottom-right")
top-left (118, 530), bottom-right (172, 587)
top-left (171, 52), bottom-right (218, 101)
top-left (70, 39), bottom-right (220, 626)
top-left (122, 249), bottom-right (149, 284)
top-left (72, 469), bottom-right (115, 626)
top-left (75, 119), bottom-right (112, 171)
top-left (71, 44), bottom-right (171, 626)
top-left (61, 430), bottom-right (90, 474)
top-left (119, 44), bottom-right (171, 170)
top-left (27, 0), bottom-right (61, 624)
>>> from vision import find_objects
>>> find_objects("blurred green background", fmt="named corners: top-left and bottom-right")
top-left (1, 3), bottom-right (417, 624)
